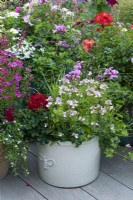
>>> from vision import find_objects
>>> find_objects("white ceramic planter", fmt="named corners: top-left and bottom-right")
top-left (37, 136), bottom-right (100, 188)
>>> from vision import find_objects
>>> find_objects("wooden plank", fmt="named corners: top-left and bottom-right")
top-left (82, 171), bottom-right (133, 200)
top-left (30, 142), bottom-right (37, 156)
top-left (101, 153), bottom-right (133, 190)
top-left (0, 173), bottom-right (47, 200)
top-left (30, 143), bottom-right (133, 199)
top-left (116, 147), bottom-right (133, 162)
top-left (19, 153), bottom-right (97, 200)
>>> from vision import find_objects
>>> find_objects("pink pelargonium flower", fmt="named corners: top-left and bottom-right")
top-left (15, 7), bottom-right (21, 13)
top-left (106, 0), bottom-right (118, 6)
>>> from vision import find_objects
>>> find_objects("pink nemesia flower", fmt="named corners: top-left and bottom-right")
top-left (23, 15), bottom-right (30, 23)
top-left (38, 0), bottom-right (47, 3)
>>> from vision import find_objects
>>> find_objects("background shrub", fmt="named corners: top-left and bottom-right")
top-left (117, 0), bottom-right (133, 24)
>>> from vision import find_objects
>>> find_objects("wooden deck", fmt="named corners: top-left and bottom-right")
top-left (0, 144), bottom-right (133, 200)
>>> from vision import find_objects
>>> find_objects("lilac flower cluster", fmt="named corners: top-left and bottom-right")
top-left (65, 61), bottom-right (83, 79)
top-left (104, 67), bottom-right (119, 80)
top-left (57, 41), bottom-right (69, 48)
top-left (53, 25), bottom-right (67, 34)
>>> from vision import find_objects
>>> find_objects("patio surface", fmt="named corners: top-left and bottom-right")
top-left (0, 144), bottom-right (133, 200)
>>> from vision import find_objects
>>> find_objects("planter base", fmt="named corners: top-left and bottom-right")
top-left (37, 137), bottom-right (100, 188)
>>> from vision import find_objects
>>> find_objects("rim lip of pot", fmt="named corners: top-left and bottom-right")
top-left (38, 136), bottom-right (99, 147)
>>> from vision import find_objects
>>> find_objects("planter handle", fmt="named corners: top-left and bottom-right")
top-left (39, 153), bottom-right (54, 170)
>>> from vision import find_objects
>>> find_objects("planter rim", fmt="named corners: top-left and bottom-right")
top-left (38, 136), bottom-right (99, 147)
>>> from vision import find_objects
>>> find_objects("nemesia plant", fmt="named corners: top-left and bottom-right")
top-left (18, 61), bottom-right (129, 158)
top-left (0, 35), bottom-right (32, 175)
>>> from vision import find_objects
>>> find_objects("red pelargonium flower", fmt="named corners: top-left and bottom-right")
top-left (129, 24), bottom-right (133, 29)
top-left (106, 0), bottom-right (118, 6)
top-left (4, 107), bottom-right (14, 122)
top-left (83, 39), bottom-right (94, 47)
top-left (95, 12), bottom-right (113, 26)
top-left (82, 39), bottom-right (94, 52)
top-left (28, 93), bottom-right (48, 111)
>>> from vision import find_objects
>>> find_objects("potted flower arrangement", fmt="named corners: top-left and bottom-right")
top-left (0, 34), bottom-right (32, 178)
top-left (18, 61), bottom-right (128, 187)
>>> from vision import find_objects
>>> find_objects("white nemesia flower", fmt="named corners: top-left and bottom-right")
top-left (67, 25), bottom-right (71, 29)
top-left (48, 96), bottom-right (52, 101)
top-left (94, 91), bottom-right (101, 97)
top-left (8, 40), bottom-right (35, 59)
top-left (121, 28), bottom-right (128, 32)
top-left (23, 3), bottom-right (30, 8)
top-left (72, 133), bottom-right (79, 138)
top-left (63, 112), bottom-right (67, 118)
top-left (110, 124), bottom-right (115, 130)
top-left (99, 107), bottom-right (107, 115)
top-left (100, 83), bottom-right (108, 90)
top-left (88, 71), bottom-right (92, 76)
top-left (69, 110), bottom-right (78, 116)
top-left (109, 106), bottom-right (114, 110)
top-left (58, 132), bottom-right (64, 137)
top-left (60, 77), bottom-right (70, 84)
top-left (90, 106), bottom-right (96, 114)
top-left (66, 11), bottom-right (74, 16)
top-left (44, 123), bottom-right (48, 127)
top-left (91, 122), bottom-right (99, 126)
top-left (76, 93), bottom-right (83, 97)
top-left (50, 5), bottom-right (60, 12)
top-left (61, 8), bottom-right (68, 12)
top-left (10, 28), bottom-right (19, 34)
top-left (55, 97), bottom-right (62, 105)
top-left (6, 12), bottom-right (19, 18)
top-left (0, 16), bottom-right (5, 19)
top-left (46, 102), bottom-right (52, 108)
top-left (126, 144), bottom-right (131, 148)
top-left (70, 88), bottom-right (78, 93)
top-left (67, 100), bottom-right (78, 108)
top-left (80, 78), bottom-right (90, 85)
top-left (88, 79), bottom-right (96, 84)
top-left (59, 85), bottom-right (69, 95)
top-left (105, 100), bottom-right (112, 105)
top-left (39, 47), bottom-right (45, 53)
top-left (78, 116), bottom-right (85, 121)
